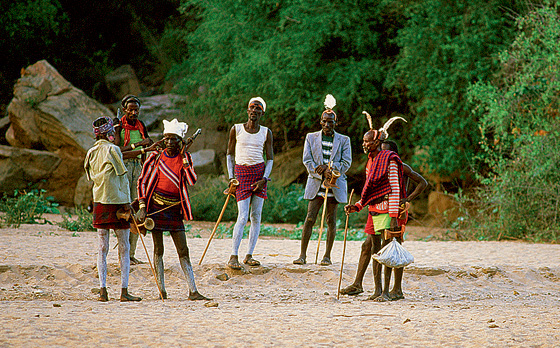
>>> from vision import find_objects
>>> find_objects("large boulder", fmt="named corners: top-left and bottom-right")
top-left (5, 60), bottom-right (114, 204)
top-left (0, 145), bottom-right (62, 195)
top-left (104, 65), bottom-right (141, 100)
top-left (270, 146), bottom-right (306, 187)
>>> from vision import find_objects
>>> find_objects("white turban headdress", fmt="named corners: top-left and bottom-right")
top-left (163, 119), bottom-right (188, 138)
top-left (248, 97), bottom-right (266, 112)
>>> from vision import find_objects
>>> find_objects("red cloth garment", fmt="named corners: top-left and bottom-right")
top-left (92, 203), bottom-right (130, 229)
top-left (234, 162), bottom-right (267, 202)
top-left (120, 116), bottom-right (148, 146)
top-left (356, 150), bottom-right (407, 225)
top-left (138, 150), bottom-right (197, 221)
top-left (156, 151), bottom-right (182, 196)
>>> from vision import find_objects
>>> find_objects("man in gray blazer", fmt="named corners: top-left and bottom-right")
top-left (293, 107), bottom-right (352, 265)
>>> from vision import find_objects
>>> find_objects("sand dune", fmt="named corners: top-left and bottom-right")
top-left (1, 222), bottom-right (560, 347)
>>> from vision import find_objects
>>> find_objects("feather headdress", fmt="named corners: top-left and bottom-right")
top-left (362, 110), bottom-right (407, 140)
top-left (379, 116), bottom-right (407, 139)
top-left (322, 94), bottom-right (337, 120)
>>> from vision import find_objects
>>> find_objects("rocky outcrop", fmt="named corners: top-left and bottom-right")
top-left (4, 60), bottom-right (114, 204)
top-left (104, 65), bottom-right (142, 100)
top-left (0, 145), bottom-right (62, 195)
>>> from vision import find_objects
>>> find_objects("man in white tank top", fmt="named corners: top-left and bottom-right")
top-left (226, 97), bottom-right (274, 269)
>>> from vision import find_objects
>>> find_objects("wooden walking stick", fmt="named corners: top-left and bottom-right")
top-left (129, 208), bottom-right (165, 303)
top-left (337, 189), bottom-right (354, 300)
top-left (199, 179), bottom-right (239, 265)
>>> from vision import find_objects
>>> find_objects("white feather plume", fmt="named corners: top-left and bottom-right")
top-left (379, 116), bottom-right (407, 139)
top-left (324, 94), bottom-right (336, 110)
top-left (362, 111), bottom-right (373, 130)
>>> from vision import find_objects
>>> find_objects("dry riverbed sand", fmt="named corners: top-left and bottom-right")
top-left (1, 216), bottom-right (559, 347)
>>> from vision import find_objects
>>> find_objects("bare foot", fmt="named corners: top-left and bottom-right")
top-left (366, 291), bottom-right (382, 301)
top-left (339, 284), bottom-right (363, 296)
top-left (320, 257), bottom-right (332, 266)
top-left (374, 293), bottom-right (391, 302)
top-left (189, 291), bottom-right (210, 301)
top-left (389, 290), bottom-right (404, 301)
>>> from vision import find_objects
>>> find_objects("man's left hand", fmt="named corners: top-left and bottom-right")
top-left (251, 179), bottom-right (267, 193)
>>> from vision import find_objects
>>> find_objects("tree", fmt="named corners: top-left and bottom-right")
top-left (385, 0), bottom-right (519, 180)
top-left (465, 4), bottom-right (560, 241)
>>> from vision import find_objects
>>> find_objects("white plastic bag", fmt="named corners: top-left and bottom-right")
top-left (372, 238), bottom-right (414, 268)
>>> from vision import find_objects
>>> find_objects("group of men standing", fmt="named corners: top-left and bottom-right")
top-left (83, 93), bottom-right (426, 302)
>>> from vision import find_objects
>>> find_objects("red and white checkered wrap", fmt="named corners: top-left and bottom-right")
top-left (234, 162), bottom-right (267, 202)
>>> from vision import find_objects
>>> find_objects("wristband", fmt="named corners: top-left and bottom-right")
top-left (263, 177), bottom-right (271, 182)
top-left (131, 143), bottom-right (136, 149)
top-left (139, 203), bottom-right (146, 209)
top-left (141, 148), bottom-right (145, 154)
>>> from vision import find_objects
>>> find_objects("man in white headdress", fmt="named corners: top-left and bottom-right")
top-left (293, 94), bottom-right (352, 266)
top-left (225, 97), bottom-right (274, 269)
top-left (136, 119), bottom-right (209, 300)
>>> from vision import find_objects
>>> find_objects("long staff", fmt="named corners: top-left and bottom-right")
top-left (199, 180), bottom-right (238, 265)
top-left (337, 189), bottom-right (354, 300)
top-left (130, 208), bottom-right (165, 302)
top-left (315, 162), bottom-right (332, 264)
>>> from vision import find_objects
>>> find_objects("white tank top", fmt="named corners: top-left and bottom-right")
top-left (234, 123), bottom-right (268, 165)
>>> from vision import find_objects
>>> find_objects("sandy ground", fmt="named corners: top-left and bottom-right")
top-left (1, 217), bottom-right (560, 347)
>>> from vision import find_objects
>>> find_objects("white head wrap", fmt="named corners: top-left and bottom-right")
top-left (163, 119), bottom-right (188, 138)
top-left (248, 97), bottom-right (266, 112)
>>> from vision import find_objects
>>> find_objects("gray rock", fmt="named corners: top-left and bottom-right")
top-left (105, 65), bottom-right (141, 100)
top-left (0, 145), bottom-right (61, 195)
top-left (5, 60), bottom-right (114, 204)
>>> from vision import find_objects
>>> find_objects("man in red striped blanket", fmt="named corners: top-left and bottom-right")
top-left (340, 128), bottom-right (407, 301)
top-left (136, 119), bottom-right (208, 301)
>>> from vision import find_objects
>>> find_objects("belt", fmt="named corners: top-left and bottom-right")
top-left (153, 192), bottom-right (181, 206)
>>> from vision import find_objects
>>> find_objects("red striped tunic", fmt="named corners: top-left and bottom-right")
top-left (138, 150), bottom-right (197, 221)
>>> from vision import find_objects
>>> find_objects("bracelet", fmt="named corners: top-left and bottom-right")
top-left (139, 203), bottom-right (146, 209)
top-left (131, 143), bottom-right (136, 149)
top-left (141, 148), bottom-right (145, 154)
top-left (263, 177), bottom-right (271, 182)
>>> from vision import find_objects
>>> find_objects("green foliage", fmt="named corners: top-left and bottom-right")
top-left (0, 190), bottom-right (60, 228)
top-left (385, 0), bottom-right (520, 178)
top-left (460, 4), bottom-right (560, 242)
top-left (189, 175), bottom-right (308, 224)
top-left (57, 207), bottom-right (95, 232)
top-left (170, 0), bottom-right (402, 148)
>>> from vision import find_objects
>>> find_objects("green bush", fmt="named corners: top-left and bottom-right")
top-left (57, 207), bottom-right (95, 232)
top-left (461, 4), bottom-right (560, 242)
top-left (0, 189), bottom-right (60, 228)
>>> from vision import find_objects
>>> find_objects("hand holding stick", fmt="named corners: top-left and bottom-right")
top-left (337, 189), bottom-right (354, 300)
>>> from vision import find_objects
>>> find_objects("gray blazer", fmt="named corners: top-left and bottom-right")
top-left (303, 130), bottom-right (352, 203)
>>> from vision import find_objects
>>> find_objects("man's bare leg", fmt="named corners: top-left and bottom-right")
top-left (294, 198), bottom-right (321, 265)
top-left (320, 199), bottom-right (338, 266)
top-left (340, 234), bottom-right (374, 295)
top-left (375, 265), bottom-right (393, 302)
top-left (389, 267), bottom-right (405, 300)
top-left (367, 234), bottom-right (383, 300)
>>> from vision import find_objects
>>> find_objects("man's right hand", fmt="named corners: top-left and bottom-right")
top-left (136, 206), bottom-right (147, 223)
top-left (315, 164), bottom-right (328, 175)
top-left (344, 204), bottom-right (359, 214)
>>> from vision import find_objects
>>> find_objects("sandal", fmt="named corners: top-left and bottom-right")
top-left (293, 257), bottom-right (306, 265)
top-left (243, 254), bottom-right (260, 266)
top-left (339, 284), bottom-right (364, 296)
top-left (320, 257), bottom-right (332, 266)
top-left (227, 255), bottom-right (243, 270)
